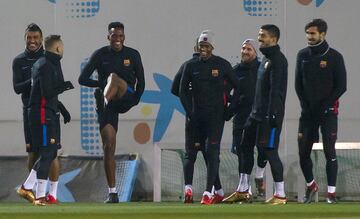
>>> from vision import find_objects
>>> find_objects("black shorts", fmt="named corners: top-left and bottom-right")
top-left (28, 109), bottom-right (61, 152)
top-left (256, 118), bottom-right (283, 150)
top-left (23, 108), bottom-right (32, 152)
top-left (97, 91), bottom-right (136, 132)
top-left (97, 106), bottom-right (119, 132)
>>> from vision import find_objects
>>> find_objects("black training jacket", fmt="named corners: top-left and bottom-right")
top-left (78, 46), bottom-right (145, 104)
top-left (171, 53), bottom-right (200, 97)
top-left (250, 45), bottom-right (288, 122)
top-left (295, 40), bottom-right (347, 112)
top-left (179, 55), bottom-right (239, 115)
top-left (29, 51), bottom-right (64, 113)
top-left (232, 58), bottom-right (260, 127)
top-left (12, 46), bottom-right (44, 107)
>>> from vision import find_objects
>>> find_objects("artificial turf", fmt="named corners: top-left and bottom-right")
top-left (1, 202), bottom-right (360, 219)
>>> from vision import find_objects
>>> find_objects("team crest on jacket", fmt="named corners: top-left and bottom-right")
top-left (320, 60), bottom-right (327, 68)
top-left (212, 69), bottom-right (219, 77)
top-left (123, 59), bottom-right (131, 66)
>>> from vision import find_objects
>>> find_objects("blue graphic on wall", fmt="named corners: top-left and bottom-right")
top-left (243, 0), bottom-right (278, 17)
top-left (56, 168), bottom-right (82, 202)
top-left (243, 0), bottom-right (326, 16)
top-left (48, 0), bottom-right (100, 18)
top-left (315, 0), bottom-right (325, 7)
top-left (140, 73), bottom-right (185, 142)
top-left (80, 59), bottom-right (102, 155)
top-left (297, 0), bottom-right (326, 7)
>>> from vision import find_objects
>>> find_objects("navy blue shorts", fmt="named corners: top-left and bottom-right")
top-left (28, 108), bottom-right (61, 152)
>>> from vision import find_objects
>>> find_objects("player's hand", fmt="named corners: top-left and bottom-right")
top-left (58, 102), bottom-right (71, 124)
top-left (62, 81), bottom-right (74, 91)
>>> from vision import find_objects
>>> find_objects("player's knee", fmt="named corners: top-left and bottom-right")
top-left (108, 72), bottom-right (117, 81)
top-left (324, 148), bottom-right (336, 161)
top-left (103, 143), bottom-right (116, 155)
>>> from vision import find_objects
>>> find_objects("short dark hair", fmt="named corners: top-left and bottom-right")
top-left (25, 23), bottom-right (43, 36)
top-left (108, 22), bottom-right (124, 32)
top-left (305, 18), bottom-right (327, 34)
top-left (44, 35), bottom-right (61, 50)
top-left (261, 24), bottom-right (280, 42)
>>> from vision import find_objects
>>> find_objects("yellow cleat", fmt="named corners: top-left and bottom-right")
top-left (222, 191), bottom-right (252, 203)
top-left (33, 197), bottom-right (47, 206)
top-left (17, 185), bottom-right (35, 203)
top-left (265, 195), bottom-right (287, 205)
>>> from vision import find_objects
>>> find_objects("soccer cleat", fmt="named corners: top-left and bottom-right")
top-left (17, 185), bottom-right (35, 203)
top-left (255, 178), bottom-right (265, 197)
top-left (210, 193), bottom-right (224, 204)
top-left (104, 193), bottom-right (119, 203)
top-left (200, 193), bottom-right (213, 205)
top-left (184, 188), bottom-right (193, 204)
top-left (303, 182), bottom-right (319, 204)
top-left (326, 193), bottom-right (337, 204)
top-left (33, 197), bottom-right (47, 206)
top-left (265, 195), bottom-right (287, 205)
top-left (222, 191), bottom-right (252, 203)
top-left (46, 194), bottom-right (58, 204)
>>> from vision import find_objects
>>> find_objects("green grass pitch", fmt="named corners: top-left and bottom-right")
top-left (1, 202), bottom-right (360, 219)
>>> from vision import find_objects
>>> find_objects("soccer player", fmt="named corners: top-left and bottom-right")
top-left (246, 24), bottom-right (288, 205)
top-left (295, 19), bottom-right (347, 204)
top-left (223, 39), bottom-right (267, 203)
top-left (171, 38), bottom-right (223, 204)
top-left (78, 22), bottom-right (145, 203)
top-left (13, 24), bottom-right (69, 204)
top-left (179, 30), bottom-right (239, 205)
top-left (27, 35), bottom-right (73, 205)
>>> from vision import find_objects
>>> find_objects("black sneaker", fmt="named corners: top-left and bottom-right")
top-left (255, 178), bottom-right (265, 197)
top-left (104, 193), bottom-right (119, 203)
top-left (94, 88), bottom-right (104, 113)
top-left (303, 182), bottom-right (318, 204)
top-left (326, 193), bottom-right (337, 204)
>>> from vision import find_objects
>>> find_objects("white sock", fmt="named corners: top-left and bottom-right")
top-left (248, 185), bottom-right (252, 195)
top-left (211, 186), bottom-right (215, 195)
top-left (184, 185), bottom-right (192, 192)
top-left (36, 179), bottom-right (47, 199)
top-left (255, 167), bottom-right (265, 179)
top-left (306, 179), bottom-right (315, 187)
top-left (274, 181), bottom-right (285, 198)
top-left (328, 186), bottom-right (336, 193)
top-left (23, 169), bottom-right (37, 190)
top-left (236, 174), bottom-right (242, 192)
top-left (203, 191), bottom-right (212, 197)
top-left (104, 97), bottom-right (109, 105)
top-left (48, 180), bottom-right (58, 199)
top-left (237, 174), bottom-right (249, 192)
top-left (215, 188), bottom-right (224, 196)
top-left (109, 187), bottom-right (117, 194)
